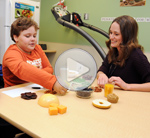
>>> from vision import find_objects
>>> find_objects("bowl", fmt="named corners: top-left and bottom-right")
top-left (76, 88), bottom-right (93, 99)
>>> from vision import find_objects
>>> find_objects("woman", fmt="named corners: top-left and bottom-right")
top-left (97, 15), bottom-right (150, 92)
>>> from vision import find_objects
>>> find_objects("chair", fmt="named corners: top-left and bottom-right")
top-left (0, 64), bottom-right (4, 88)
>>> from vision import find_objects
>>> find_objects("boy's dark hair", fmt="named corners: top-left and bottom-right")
top-left (11, 17), bottom-right (39, 42)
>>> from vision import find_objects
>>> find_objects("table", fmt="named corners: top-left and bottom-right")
top-left (0, 81), bottom-right (150, 138)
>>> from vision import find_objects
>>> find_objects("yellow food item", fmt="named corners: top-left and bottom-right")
top-left (49, 107), bottom-right (58, 115)
top-left (104, 83), bottom-right (114, 97)
top-left (58, 105), bottom-right (67, 114)
top-left (92, 99), bottom-right (111, 109)
top-left (38, 94), bottom-right (59, 108)
top-left (49, 103), bottom-right (59, 108)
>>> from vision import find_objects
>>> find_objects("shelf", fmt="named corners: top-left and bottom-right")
top-left (43, 50), bottom-right (56, 53)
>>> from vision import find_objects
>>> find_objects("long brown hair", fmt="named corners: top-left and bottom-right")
top-left (106, 15), bottom-right (143, 67)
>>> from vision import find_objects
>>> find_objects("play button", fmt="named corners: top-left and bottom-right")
top-left (54, 48), bottom-right (97, 91)
top-left (67, 58), bottom-right (89, 82)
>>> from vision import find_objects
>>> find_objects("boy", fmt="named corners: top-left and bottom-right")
top-left (2, 17), bottom-right (67, 95)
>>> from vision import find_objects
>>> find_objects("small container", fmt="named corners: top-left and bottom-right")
top-left (39, 44), bottom-right (47, 50)
top-left (104, 83), bottom-right (114, 97)
top-left (76, 88), bottom-right (93, 99)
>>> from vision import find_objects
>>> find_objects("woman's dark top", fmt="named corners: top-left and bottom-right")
top-left (98, 48), bottom-right (150, 83)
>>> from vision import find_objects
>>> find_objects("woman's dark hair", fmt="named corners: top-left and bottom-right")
top-left (11, 17), bottom-right (39, 42)
top-left (106, 15), bottom-right (143, 67)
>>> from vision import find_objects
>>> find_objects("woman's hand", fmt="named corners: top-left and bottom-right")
top-left (53, 81), bottom-right (67, 95)
top-left (97, 71), bottom-right (109, 88)
top-left (108, 76), bottom-right (129, 90)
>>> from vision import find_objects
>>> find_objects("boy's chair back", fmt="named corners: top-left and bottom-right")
top-left (0, 64), bottom-right (4, 88)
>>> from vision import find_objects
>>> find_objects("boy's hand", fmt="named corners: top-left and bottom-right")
top-left (53, 81), bottom-right (67, 95)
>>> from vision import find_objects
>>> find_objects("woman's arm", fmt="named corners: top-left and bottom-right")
top-left (127, 83), bottom-right (150, 92)
top-left (97, 55), bottom-right (110, 88)
top-left (97, 71), bottom-right (109, 88)
top-left (109, 76), bottom-right (150, 92)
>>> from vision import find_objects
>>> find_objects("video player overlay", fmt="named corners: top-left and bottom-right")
top-left (55, 48), bottom-right (97, 91)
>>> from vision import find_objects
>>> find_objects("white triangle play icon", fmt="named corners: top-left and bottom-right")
top-left (67, 58), bottom-right (89, 82)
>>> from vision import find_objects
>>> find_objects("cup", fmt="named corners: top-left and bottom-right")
top-left (104, 83), bottom-right (114, 97)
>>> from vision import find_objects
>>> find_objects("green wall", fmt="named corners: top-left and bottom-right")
top-left (39, 0), bottom-right (150, 52)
